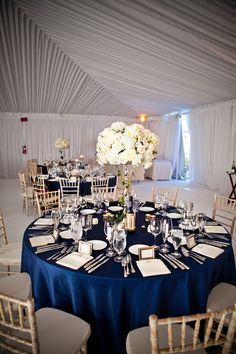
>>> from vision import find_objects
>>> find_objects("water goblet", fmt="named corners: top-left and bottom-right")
top-left (104, 219), bottom-right (116, 257)
top-left (70, 219), bottom-right (83, 249)
top-left (80, 214), bottom-right (93, 241)
top-left (195, 212), bottom-right (206, 238)
top-left (160, 216), bottom-right (172, 254)
top-left (149, 215), bottom-right (161, 250)
top-left (171, 228), bottom-right (183, 258)
top-left (113, 228), bottom-right (127, 262)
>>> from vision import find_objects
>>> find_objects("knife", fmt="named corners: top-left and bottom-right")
top-left (87, 258), bottom-right (109, 273)
top-left (84, 253), bottom-right (104, 269)
top-left (85, 255), bottom-right (107, 271)
top-left (159, 253), bottom-right (177, 269)
top-left (168, 254), bottom-right (190, 270)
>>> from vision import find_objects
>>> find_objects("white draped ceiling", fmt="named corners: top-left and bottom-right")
top-left (1, 0), bottom-right (236, 116)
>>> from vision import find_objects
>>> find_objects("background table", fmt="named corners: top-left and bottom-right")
top-left (21, 211), bottom-right (236, 354)
top-left (227, 171), bottom-right (236, 199)
top-left (46, 176), bottom-right (116, 196)
top-left (145, 160), bottom-right (173, 180)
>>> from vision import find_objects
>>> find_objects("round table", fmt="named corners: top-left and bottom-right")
top-left (21, 209), bottom-right (236, 354)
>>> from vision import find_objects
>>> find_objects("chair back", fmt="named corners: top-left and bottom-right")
top-left (35, 190), bottom-right (61, 216)
top-left (0, 292), bottom-right (39, 353)
top-left (59, 178), bottom-right (80, 199)
top-left (152, 187), bottom-right (178, 207)
top-left (0, 211), bottom-right (8, 245)
top-left (91, 176), bottom-right (109, 195)
top-left (149, 304), bottom-right (236, 354)
top-left (212, 194), bottom-right (236, 235)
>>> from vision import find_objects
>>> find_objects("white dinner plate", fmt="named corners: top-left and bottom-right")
top-left (167, 236), bottom-right (187, 246)
top-left (179, 222), bottom-right (197, 231)
top-left (89, 240), bottom-right (107, 250)
top-left (108, 206), bottom-right (123, 212)
top-left (166, 213), bottom-right (182, 219)
top-left (128, 244), bottom-right (149, 256)
top-left (80, 209), bottom-right (96, 215)
top-left (60, 230), bottom-right (73, 239)
top-left (139, 206), bottom-right (155, 213)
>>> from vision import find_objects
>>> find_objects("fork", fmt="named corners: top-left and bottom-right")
top-left (122, 258), bottom-right (127, 277)
top-left (181, 247), bottom-right (204, 264)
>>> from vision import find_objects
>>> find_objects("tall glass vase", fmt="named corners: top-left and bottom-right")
top-left (59, 149), bottom-right (64, 161)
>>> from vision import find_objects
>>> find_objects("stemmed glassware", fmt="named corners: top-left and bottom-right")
top-left (149, 215), bottom-right (161, 250)
top-left (70, 218), bottom-right (83, 248)
top-left (159, 216), bottom-right (172, 253)
top-left (195, 212), bottom-right (206, 238)
top-left (113, 228), bottom-right (127, 262)
top-left (104, 219), bottom-right (116, 257)
top-left (171, 228), bottom-right (183, 258)
top-left (80, 214), bottom-right (93, 241)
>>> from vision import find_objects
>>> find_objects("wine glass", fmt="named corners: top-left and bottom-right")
top-left (70, 219), bottom-right (83, 248)
top-left (149, 216), bottom-right (161, 250)
top-left (113, 228), bottom-right (127, 262)
top-left (171, 228), bottom-right (183, 258)
top-left (104, 219), bottom-right (116, 257)
top-left (195, 212), bottom-right (206, 238)
top-left (160, 217), bottom-right (172, 254)
top-left (80, 214), bottom-right (93, 241)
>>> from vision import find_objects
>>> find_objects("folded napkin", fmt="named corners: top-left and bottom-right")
top-left (192, 244), bottom-right (224, 258)
top-left (136, 259), bottom-right (171, 277)
top-left (56, 252), bottom-right (93, 270)
top-left (34, 218), bottom-right (54, 226)
top-left (204, 225), bottom-right (228, 234)
top-left (29, 235), bottom-right (55, 247)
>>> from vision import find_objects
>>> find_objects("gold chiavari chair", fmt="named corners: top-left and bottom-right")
top-left (34, 190), bottom-right (61, 217)
top-left (18, 170), bottom-right (34, 215)
top-left (0, 291), bottom-right (91, 354)
top-left (212, 194), bottom-right (236, 235)
top-left (126, 305), bottom-right (236, 354)
top-left (152, 187), bottom-right (178, 207)
top-left (59, 177), bottom-right (80, 200)
top-left (0, 211), bottom-right (22, 273)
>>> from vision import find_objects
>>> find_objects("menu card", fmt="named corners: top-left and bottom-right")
top-left (136, 259), bottom-right (171, 277)
top-left (56, 252), bottom-right (93, 270)
top-left (192, 244), bottom-right (224, 258)
top-left (29, 235), bottom-right (55, 247)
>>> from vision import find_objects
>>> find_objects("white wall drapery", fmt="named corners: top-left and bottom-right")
top-left (189, 99), bottom-right (236, 195)
top-left (0, 113), bottom-right (134, 178)
top-left (148, 115), bottom-right (184, 179)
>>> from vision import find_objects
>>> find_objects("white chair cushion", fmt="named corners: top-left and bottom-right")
top-left (126, 324), bottom-right (206, 354)
top-left (207, 282), bottom-right (236, 311)
top-left (0, 242), bottom-right (22, 265)
top-left (0, 273), bottom-right (31, 300)
top-left (36, 307), bottom-right (91, 354)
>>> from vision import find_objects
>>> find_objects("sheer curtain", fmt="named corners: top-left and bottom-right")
top-left (189, 99), bottom-right (236, 195)
top-left (148, 115), bottom-right (185, 179)
top-left (0, 113), bottom-right (132, 178)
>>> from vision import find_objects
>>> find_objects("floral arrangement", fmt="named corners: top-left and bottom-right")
top-left (96, 122), bottom-right (159, 169)
top-left (55, 138), bottom-right (70, 150)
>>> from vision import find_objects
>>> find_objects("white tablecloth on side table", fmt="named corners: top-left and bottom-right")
top-left (145, 160), bottom-right (173, 180)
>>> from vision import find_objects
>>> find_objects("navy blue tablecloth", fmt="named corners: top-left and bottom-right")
top-left (46, 176), bottom-right (116, 196)
top-left (21, 211), bottom-right (236, 354)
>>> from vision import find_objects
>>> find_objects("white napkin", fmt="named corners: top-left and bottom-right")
top-left (136, 259), bottom-right (171, 277)
top-left (34, 218), bottom-right (54, 226)
top-left (192, 244), bottom-right (224, 258)
top-left (29, 235), bottom-right (55, 247)
top-left (204, 225), bottom-right (228, 234)
top-left (56, 252), bottom-right (93, 270)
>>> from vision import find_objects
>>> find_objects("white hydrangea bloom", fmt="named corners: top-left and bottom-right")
top-left (55, 138), bottom-right (70, 150)
top-left (96, 121), bottom-right (159, 169)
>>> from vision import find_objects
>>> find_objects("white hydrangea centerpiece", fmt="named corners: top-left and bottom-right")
top-left (96, 122), bottom-right (159, 169)
top-left (55, 138), bottom-right (70, 150)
